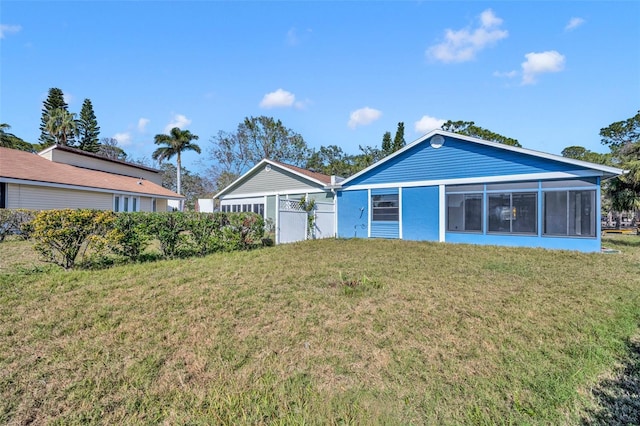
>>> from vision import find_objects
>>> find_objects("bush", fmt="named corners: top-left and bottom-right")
top-left (145, 212), bottom-right (190, 259)
top-left (222, 213), bottom-right (265, 251)
top-left (108, 212), bottom-right (151, 261)
top-left (30, 209), bottom-right (116, 269)
top-left (0, 209), bottom-right (37, 241)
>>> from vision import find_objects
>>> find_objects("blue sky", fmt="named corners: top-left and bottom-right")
top-left (2, 1), bottom-right (639, 173)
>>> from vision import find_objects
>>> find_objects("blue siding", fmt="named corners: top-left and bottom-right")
top-left (346, 137), bottom-right (591, 186)
top-left (402, 186), bottom-right (439, 241)
top-left (371, 221), bottom-right (399, 238)
top-left (445, 232), bottom-right (601, 252)
top-left (337, 190), bottom-right (368, 238)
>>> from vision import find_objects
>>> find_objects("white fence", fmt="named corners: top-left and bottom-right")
top-left (277, 199), bottom-right (335, 244)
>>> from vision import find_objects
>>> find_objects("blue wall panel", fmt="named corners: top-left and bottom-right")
top-left (346, 137), bottom-right (590, 187)
top-left (337, 190), bottom-right (368, 238)
top-left (445, 232), bottom-right (600, 252)
top-left (402, 186), bottom-right (439, 241)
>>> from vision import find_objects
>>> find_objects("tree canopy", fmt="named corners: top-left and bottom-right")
top-left (44, 108), bottom-right (78, 146)
top-left (599, 110), bottom-right (640, 214)
top-left (39, 88), bottom-right (72, 147)
top-left (208, 116), bottom-right (310, 191)
top-left (0, 123), bottom-right (33, 152)
top-left (77, 99), bottom-right (101, 153)
top-left (153, 127), bottom-right (201, 206)
top-left (441, 120), bottom-right (521, 147)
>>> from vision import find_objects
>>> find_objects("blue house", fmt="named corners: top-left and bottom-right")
top-left (336, 130), bottom-right (624, 252)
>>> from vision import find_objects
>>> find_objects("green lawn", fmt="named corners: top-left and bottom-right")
top-left (1, 236), bottom-right (639, 424)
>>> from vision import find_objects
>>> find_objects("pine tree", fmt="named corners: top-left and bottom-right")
top-left (39, 88), bottom-right (73, 147)
top-left (77, 99), bottom-right (101, 152)
top-left (381, 131), bottom-right (392, 156)
top-left (392, 122), bottom-right (406, 152)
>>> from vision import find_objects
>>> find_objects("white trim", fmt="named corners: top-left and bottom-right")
top-left (398, 187), bottom-right (403, 239)
top-left (333, 190), bottom-right (338, 238)
top-left (367, 188), bottom-right (371, 238)
top-left (217, 188), bottom-right (329, 200)
top-left (275, 193), bottom-right (280, 245)
top-left (339, 129), bottom-right (624, 186)
top-left (439, 185), bottom-right (446, 242)
top-left (340, 170), bottom-right (604, 192)
top-left (1, 177), bottom-right (182, 199)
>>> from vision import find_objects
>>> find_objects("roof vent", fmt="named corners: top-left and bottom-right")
top-left (430, 135), bottom-right (445, 149)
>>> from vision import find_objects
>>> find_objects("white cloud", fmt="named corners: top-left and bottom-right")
top-left (414, 115), bottom-right (446, 134)
top-left (137, 118), bottom-right (150, 132)
top-left (113, 132), bottom-right (132, 146)
top-left (348, 107), bottom-right (382, 129)
top-left (426, 9), bottom-right (508, 63)
top-left (565, 17), bottom-right (585, 31)
top-left (521, 50), bottom-right (565, 85)
top-left (164, 114), bottom-right (192, 133)
top-left (260, 88), bottom-right (296, 109)
top-left (0, 24), bottom-right (21, 39)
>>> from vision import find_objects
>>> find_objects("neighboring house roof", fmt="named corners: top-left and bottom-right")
top-left (38, 144), bottom-right (161, 174)
top-left (214, 158), bottom-right (332, 198)
top-left (339, 129), bottom-right (624, 186)
top-left (0, 147), bottom-right (183, 199)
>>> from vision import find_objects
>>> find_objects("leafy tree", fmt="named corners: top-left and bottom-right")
top-left (441, 120), bottom-right (521, 147)
top-left (381, 131), bottom-right (392, 156)
top-left (209, 116), bottom-right (310, 176)
top-left (39, 88), bottom-right (70, 147)
top-left (152, 127), bottom-right (201, 209)
top-left (45, 108), bottom-right (78, 146)
top-left (599, 111), bottom-right (640, 219)
top-left (97, 137), bottom-right (128, 160)
top-left (353, 144), bottom-right (384, 171)
top-left (561, 145), bottom-right (612, 165)
top-left (0, 123), bottom-right (34, 151)
top-left (77, 99), bottom-right (101, 152)
top-left (600, 110), bottom-right (640, 155)
top-left (392, 122), bottom-right (406, 152)
top-left (305, 145), bottom-right (358, 177)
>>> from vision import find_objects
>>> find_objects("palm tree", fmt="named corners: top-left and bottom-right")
top-left (152, 127), bottom-right (201, 210)
top-left (45, 108), bottom-right (78, 146)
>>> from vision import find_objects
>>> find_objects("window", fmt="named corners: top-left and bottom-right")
top-left (544, 190), bottom-right (595, 237)
top-left (372, 194), bottom-right (399, 221)
top-left (152, 198), bottom-right (157, 212)
top-left (0, 183), bottom-right (5, 209)
top-left (447, 193), bottom-right (483, 232)
top-left (243, 204), bottom-right (251, 212)
top-left (114, 196), bottom-right (120, 212)
top-left (253, 203), bottom-right (265, 216)
top-left (132, 198), bottom-right (137, 212)
top-left (488, 192), bottom-right (537, 234)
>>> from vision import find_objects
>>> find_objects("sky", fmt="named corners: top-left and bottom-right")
top-left (1, 1), bottom-right (639, 174)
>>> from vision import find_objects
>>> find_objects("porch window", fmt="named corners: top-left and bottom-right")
top-left (543, 190), bottom-right (595, 237)
top-left (372, 194), bottom-right (399, 221)
top-left (447, 193), bottom-right (483, 232)
top-left (488, 192), bottom-right (537, 234)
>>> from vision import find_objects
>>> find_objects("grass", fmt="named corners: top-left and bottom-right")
top-left (0, 236), bottom-right (639, 424)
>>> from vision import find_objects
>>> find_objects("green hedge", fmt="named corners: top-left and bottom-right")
top-left (12, 209), bottom-right (265, 269)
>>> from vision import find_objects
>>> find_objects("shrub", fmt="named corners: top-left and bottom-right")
top-left (30, 209), bottom-right (116, 269)
top-left (222, 213), bottom-right (265, 251)
top-left (183, 212), bottom-right (224, 256)
top-left (108, 212), bottom-right (151, 261)
top-left (145, 212), bottom-right (190, 259)
top-left (0, 209), bottom-right (37, 241)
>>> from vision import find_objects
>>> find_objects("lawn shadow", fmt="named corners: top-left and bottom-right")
top-left (581, 335), bottom-right (640, 425)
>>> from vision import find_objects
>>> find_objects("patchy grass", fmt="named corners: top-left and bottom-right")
top-left (0, 236), bottom-right (639, 424)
